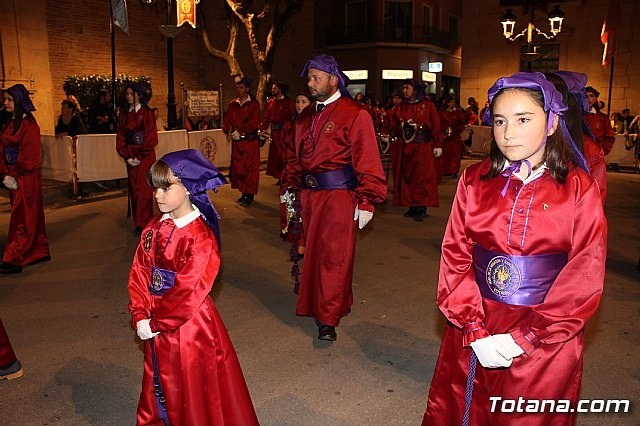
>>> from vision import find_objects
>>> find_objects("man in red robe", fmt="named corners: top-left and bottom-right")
top-left (439, 97), bottom-right (467, 177)
top-left (116, 83), bottom-right (158, 234)
top-left (584, 86), bottom-right (615, 156)
top-left (260, 81), bottom-right (295, 182)
top-left (222, 77), bottom-right (261, 206)
top-left (282, 54), bottom-right (387, 341)
top-left (388, 79), bottom-right (442, 222)
top-left (1, 84), bottom-right (50, 273)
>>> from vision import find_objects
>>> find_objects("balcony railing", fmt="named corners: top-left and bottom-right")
top-left (323, 25), bottom-right (459, 50)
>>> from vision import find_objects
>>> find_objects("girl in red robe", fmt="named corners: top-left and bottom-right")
top-left (116, 83), bottom-right (157, 235)
top-left (128, 149), bottom-right (258, 426)
top-left (0, 84), bottom-right (50, 274)
top-left (423, 72), bottom-right (606, 426)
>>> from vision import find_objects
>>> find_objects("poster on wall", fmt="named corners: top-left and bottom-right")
top-left (187, 90), bottom-right (220, 117)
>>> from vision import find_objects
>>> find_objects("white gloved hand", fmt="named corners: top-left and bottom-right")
top-left (136, 319), bottom-right (160, 340)
top-left (231, 130), bottom-right (241, 141)
top-left (493, 333), bottom-right (525, 359)
top-left (380, 135), bottom-right (390, 143)
top-left (3, 175), bottom-right (18, 190)
top-left (433, 147), bottom-right (443, 158)
top-left (470, 335), bottom-right (513, 368)
top-left (126, 158), bottom-right (140, 167)
top-left (353, 206), bottom-right (374, 230)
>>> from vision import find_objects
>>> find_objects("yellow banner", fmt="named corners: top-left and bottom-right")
top-left (177, 0), bottom-right (196, 28)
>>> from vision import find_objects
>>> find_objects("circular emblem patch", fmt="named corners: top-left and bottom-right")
top-left (485, 256), bottom-right (522, 298)
top-left (152, 269), bottom-right (164, 292)
top-left (305, 175), bottom-right (318, 188)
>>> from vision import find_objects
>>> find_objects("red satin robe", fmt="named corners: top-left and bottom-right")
top-left (388, 98), bottom-right (441, 207)
top-left (283, 97), bottom-right (387, 326)
top-left (0, 118), bottom-right (50, 266)
top-left (116, 106), bottom-right (157, 228)
top-left (582, 135), bottom-right (607, 205)
top-left (583, 112), bottom-right (615, 155)
top-left (128, 214), bottom-right (258, 426)
top-left (439, 107), bottom-right (467, 175)
top-left (0, 318), bottom-right (18, 366)
top-left (423, 160), bottom-right (606, 426)
top-left (222, 97), bottom-right (261, 195)
top-left (261, 96), bottom-right (295, 179)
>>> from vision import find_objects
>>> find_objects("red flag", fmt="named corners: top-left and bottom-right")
top-left (600, 1), bottom-right (620, 67)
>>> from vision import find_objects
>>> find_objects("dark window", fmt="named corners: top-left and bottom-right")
top-left (384, 0), bottom-right (413, 42)
top-left (346, 0), bottom-right (367, 35)
top-left (449, 15), bottom-right (460, 42)
top-left (519, 44), bottom-right (560, 72)
top-left (422, 5), bottom-right (432, 36)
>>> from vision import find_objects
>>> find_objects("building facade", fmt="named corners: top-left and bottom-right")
top-left (0, 0), bottom-right (314, 133)
top-left (461, 0), bottom-right (640, 116)
top-left (313, 0), bottom-right (463, 106)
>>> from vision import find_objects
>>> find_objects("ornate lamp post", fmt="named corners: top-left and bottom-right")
top-left (140, 0), bottom-right (198, 129)
top-left (500, 1), bottom-right (565, 70)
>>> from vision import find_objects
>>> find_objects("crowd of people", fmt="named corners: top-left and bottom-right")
top-left (0, 56), bottom-right (616, 425)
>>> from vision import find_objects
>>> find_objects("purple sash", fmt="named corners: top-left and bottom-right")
top-left (4, 146), bottom-right (18, 164)
top-left (301, 165), bottom-right (357, 190)
top-left (149, 266), bottom-right (177, 296)
top-left (126, 130), bottom-right (145, 145)
top-left (473, 245), bottom-right (567, 306)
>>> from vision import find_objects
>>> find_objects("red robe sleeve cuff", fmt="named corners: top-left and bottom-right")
top-left (131, 313), bottom-right (146, 329)
top-left (462, 321), bottom-right (490, 347)
top-left (510, 325), bottom-right (541, 355)
top-left (357, 200), bottom-right (374, 212)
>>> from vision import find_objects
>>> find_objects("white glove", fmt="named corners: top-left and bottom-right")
top-left (136, 319), bottom-right (160, 340)
top-left (231, 130), bottom-right (241, 141)
top-left (470, 335), bottom-right (513, 368)
top-left (126, 158), bottom-right (140, 167)
top-left (353, 206), bottom-right (373, 229)
top-left (433, 147), bottom-right (443, 158)
top-left (3, 175), bottom-right (18, 190)
top-left (493, 333), bottom-right (525, 359)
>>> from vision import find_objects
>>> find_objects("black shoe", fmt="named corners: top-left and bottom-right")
top-left (318, 324), bottom-right (337, 341)
top-left (403, 207), bottom-right (416, 218)
top-left (237, 196), bottom-right (246, 203)
top-left (134, 227), bottom-right (143, 236)
top-left (414, 208), bottom-right (427, 222)
top-left (0, 359), bottom-right (23, 380)
top-left (0, 263), bottom-right (22, 274)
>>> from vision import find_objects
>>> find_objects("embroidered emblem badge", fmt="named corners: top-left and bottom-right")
top-left (143, 230), bottom-right (153, 252)
top-left (151, 268), bottom-right (164, 292)
top-left (485, 256), bottom-right (522, 298)
top-left (324, 122), bottom-right (335, 133)
top-left (305, 175), bottom-right (318, 188)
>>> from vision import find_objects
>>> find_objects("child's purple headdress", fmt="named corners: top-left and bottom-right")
top-left (484, 72), bottom-right (588, 173)
top-left (160, 149), bottom-right (227, 246)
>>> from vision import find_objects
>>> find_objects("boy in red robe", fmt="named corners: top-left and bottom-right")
top-left (128, 149), bottom-right (258, 425)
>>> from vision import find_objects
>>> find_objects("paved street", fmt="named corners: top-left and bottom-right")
top-left (0, 159), bottom-right (638, 425)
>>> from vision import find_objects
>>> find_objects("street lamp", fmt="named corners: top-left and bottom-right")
top-left (500, 3), bottom-right (565, 43)
top-left (500, 2), bottom-right (565, 70)
top-left (140, 0), bottom-right (199, 129)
